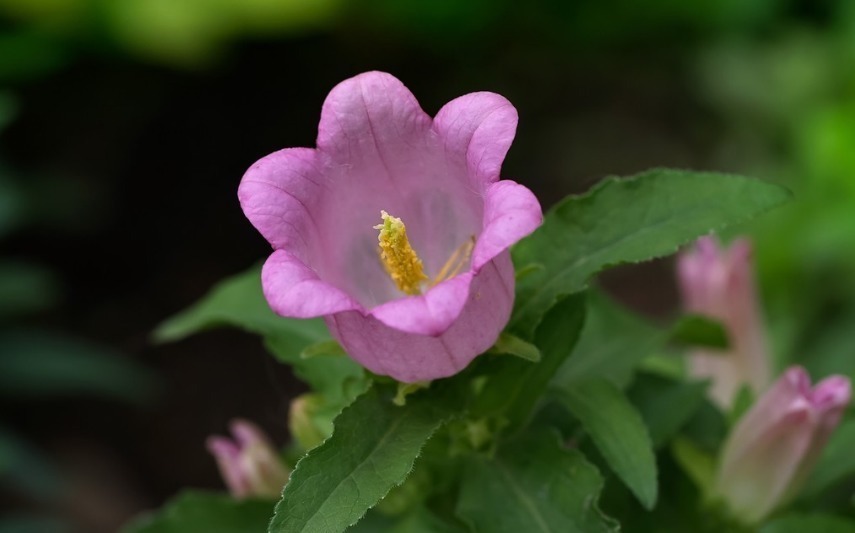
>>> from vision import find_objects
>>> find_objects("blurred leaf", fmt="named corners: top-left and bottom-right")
top-left (270, 383), bottom-right (463, 533)
top-left (456, 428), bottom-right (618, 533)
top-left (0, 260), bottom-right (59, 318)
top-left (0, 30), bottom-right (69, 81)
top-left (669, 314), bottom-right (729, 350)
top-left (800, 419), bottom-right (855, 500)
top-left (349, 505), bottom-right (465, 533)
top-left (679, 397), bottom-right (728, 453)
top-left (511, 169), bottom-right (791, 337)
top-left (554, 290), bottom-right (664, 388)
top-left (801, 310), bottom-right (855, 380)
top-left (550, 379), bottom-right (658, 509)
top-left (0, 91), bottom-right (17, 132)
top-left (0, 426), bottom-right (60, 501)
top-left (300, 340), bottom-right (345, 359)
top-left (488, 332), bottom-right (541, 362)
top-left (473, 294), bottom-right (586, 431)
top-left (0, 516), bottom-right (69, 533)
top-left (0, 330), bottom-right (156, 402)
top-left (155, 265), bottom-right (328, 351)
top-left (760, 514), bottom-right (855, 533)
top-left (627, 373), bottom-right (709, 448)
top-left (123, 491), bottom-right (273, 533)
top-left (0, 172), bottom-right (26, 239)
top-left (670, 436), bottom-right (716, 501)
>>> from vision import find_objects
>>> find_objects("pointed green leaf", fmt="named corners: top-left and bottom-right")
top-left (554, 290), bottom-right (664, 388)
top-left (154, 265), bottom-right (328, 354)
top-left (269, 384), bottom-right (462, 533)
top-left (474, 294), bottom-right (586, 431)
top-left (551, 379), bottom-right (658, 509)
top-left (456, 429), bottom-right (618, 533)
top-left (153, 266), bottom-right (365, 402)
top-left (123, 491), bottom-right (274, 533)
top-left (511, 169), bottom-right (790, 336)
top-left (628, 373), bottom-right (709, 448)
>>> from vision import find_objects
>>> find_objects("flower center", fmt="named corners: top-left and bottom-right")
top-left (374, 211), bottom-right (429, 295)
top-left (374, 211), bottom-right (474, 296)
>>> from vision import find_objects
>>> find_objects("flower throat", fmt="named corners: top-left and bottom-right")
top-left (374, 211), bottom-right (473, 295)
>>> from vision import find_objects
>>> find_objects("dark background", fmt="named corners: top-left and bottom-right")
top-left (3, 1), bottom-right (855, 530)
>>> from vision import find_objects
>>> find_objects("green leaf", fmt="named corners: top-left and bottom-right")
top-left (551, 379), bottom-right (658, 509)
top-left (554, 290), bottom-right (664, 388)
top-left (473, 294), bottom-right (586, 431)
top-left (488, 332), bottom-right (541, 362)
top-left (0, 426), bottom-right (60, 501)
top-left (154, 265), bottom-right (328, 352)
top-left (300, 340), bottom-right (346, 359)
top-left (760, 514), bottom-right (855, 533)
top-left (456, 428), bottom-right (618, 533)
top-left (122, 491), bottom-right (273, 533)
top-left (269, 384), bottom-right (462, 533)
top-left (153, 266), bottom-right (365, 402)
top-left (349, 505), bottom-right (466, 533)
top-left (0, 260), bottom-right (59, 319)
top-left (0, 331), bottom-right (157, 402)
top-left (670, 437), bottom-right (716, 501)
top-left (265, 335), bottom-right (367, 407)
top-left (627, 373), bottom-right (709, 448)
top-left (669, 314), bottom-right (729, 350)
top-left (800, 419), bottom-right (855, 500)
top-left (511, 169), bottom-right (790, 336)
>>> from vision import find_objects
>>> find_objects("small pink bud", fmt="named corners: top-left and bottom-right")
top-left (677, 236), bottom-right (771, 407)
top-left (206, 419), bottom-right (290, 499)
top-left (715, 366), bottom-right (851, 523)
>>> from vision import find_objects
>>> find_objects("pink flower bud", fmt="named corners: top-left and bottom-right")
top-left (206, 419), bottom-right (290, 499)
top-left (715, 366), bottom-right (851, 523)
top-left (677, 236), bottom-right (771, 407)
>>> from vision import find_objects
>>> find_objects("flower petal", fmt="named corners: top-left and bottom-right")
top-left (472, 180), bottom-right (543, 270)
top-left (370, 273), bottom-right (475, 336)
top-left (238, 148), bottom-right (324, 255)
top-left (327, 253), bottom-right (515, 382)
top-left (433, 91), bottom-right (518, 185)
top-left (316, 71), bottom-right (432, 177)
top-left (261, 249), bottom-right (361, 318)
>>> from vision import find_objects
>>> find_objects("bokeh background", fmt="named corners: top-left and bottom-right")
top-left (3, 0), bottom-right (855, 531)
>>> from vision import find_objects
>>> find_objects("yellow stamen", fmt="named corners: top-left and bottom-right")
top-left (431, 236), bottom-right (475, 286)
top-left (374, 211), bottom-right (428, 295)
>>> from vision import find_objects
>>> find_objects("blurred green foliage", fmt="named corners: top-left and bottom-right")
top-left (3, 0), bottom-right (855, 529)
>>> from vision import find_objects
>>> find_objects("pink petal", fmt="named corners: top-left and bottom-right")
top-left (327, 253), bottom-right (515, 382)
top-left (206, 436), bottom-right (251, 498)
top-left (433, 91), bottom-right (518, 186)
top-left (261, 249), bottom-right (361, 318)
top-left (316, 71), bottom-right (432, 179)
top-left (370, 273), bottom-right (475, 336)
top-left (238, 148), bottom-right (324, 257)
top-left (472, 180), bottom-right (543, 270)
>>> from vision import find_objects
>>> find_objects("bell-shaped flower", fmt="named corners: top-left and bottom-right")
top-left (715, 366), bottom-right (851, 524)
top-left (677, 236), bottom-right (771, 407)
top-left (206, 419), bottom-right (290, 499)
top-left (239, 71), bottom-right (542, 382)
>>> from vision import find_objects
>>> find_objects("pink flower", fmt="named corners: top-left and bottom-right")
top-left (677, 236), bottom-right (772, 407)
top-left (239, 71), bottom-right (542, 382)
top-left (206, 419), bottom-right (290, 499)
top-left (715, 366), bottom-right (851, 524)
